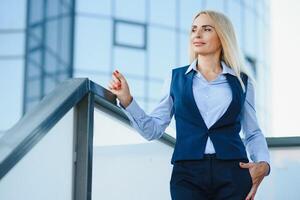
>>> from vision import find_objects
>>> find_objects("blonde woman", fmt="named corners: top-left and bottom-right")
top-left (108, 10), bottom-right (270, 200)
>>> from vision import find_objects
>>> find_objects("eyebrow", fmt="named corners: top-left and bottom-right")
top-left (192, 25), bottom-right (215, 29)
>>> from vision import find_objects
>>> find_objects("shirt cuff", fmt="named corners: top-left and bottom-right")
top-left (118, 98), bottom-right (145, 120)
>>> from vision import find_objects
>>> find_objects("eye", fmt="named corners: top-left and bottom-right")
top-left (191, 29), bottom-right (196, 32)
top-left (204, 28), bottom-right (212, 32)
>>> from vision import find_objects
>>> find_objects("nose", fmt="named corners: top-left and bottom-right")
top-left (195, 34), bottom-right (201, 38)
top-left (195, 28), bottom-right (203, 38)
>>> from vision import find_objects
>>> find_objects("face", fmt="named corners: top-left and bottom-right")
top-left (190, 14), bottom-right (222, 56)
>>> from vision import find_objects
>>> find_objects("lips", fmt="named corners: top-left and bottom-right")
top-left (193, 42), bottom-right (206, 46)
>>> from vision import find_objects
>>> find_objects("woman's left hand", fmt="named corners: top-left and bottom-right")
top-left (239, 161), bottom-right (270, 200)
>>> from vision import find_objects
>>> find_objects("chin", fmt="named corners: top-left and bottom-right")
top-left (193, 48), bottom-right (217, 56)
top-left (193, 50), bottom-right (208, 55)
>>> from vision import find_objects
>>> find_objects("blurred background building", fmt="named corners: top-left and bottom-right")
top-left (0, 0), bottom-right (271, 137)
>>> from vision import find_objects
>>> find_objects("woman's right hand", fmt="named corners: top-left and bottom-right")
top-left (107, 70), bottom-right (133, 108)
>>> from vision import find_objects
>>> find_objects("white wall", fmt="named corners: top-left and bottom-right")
top-left (0, 109), bottom-right (75, 200)
top-left (92, 143), bottom-right (173, 200)
top-left (93, 107), bottom-right (173, 199)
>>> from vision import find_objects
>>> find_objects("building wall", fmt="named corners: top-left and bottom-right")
top-left (23, 0), bottom-right (75, 113)
top-left (0, 0), bottom-right (271, 136)
top-left (0, 0), bottom-right (26, 131)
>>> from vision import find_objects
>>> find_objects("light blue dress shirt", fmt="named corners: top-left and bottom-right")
top-left (119, 59), bottom-right (270, 168)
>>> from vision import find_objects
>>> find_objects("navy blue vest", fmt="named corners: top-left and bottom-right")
top-left (170, 65), bottom-right (248, 164)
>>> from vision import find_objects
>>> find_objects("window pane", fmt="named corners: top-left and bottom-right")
top-left (115, 0), bottom-right (146, 23)
top-left (205, 0), bottom-right (225, 12)
top-left (0, 0), bottom-right (26, 29)
top-left (46, 0), bottom-right (60, 18)
top-left (148, 27), bottom-right (176, 79)
top-left (179, 32), bottom-right (189, 65)
top-left (26, 78), bottom-right (41, 98)
top-left (113, 47), bottom-right (146, 77)
top-left (27, 50), bottom-right (42, 68)
top-left (243, 0), bottom-right (255, 10)
top-left (257, 20), bottom-right (265, 61)
top-left (0, 60), bottom-right (23, 130)
top-left (225, 0), bottom-right (243, 48)
top-left (126, 79), bottom-right (145, 102)
top-left (0, 33), bottom-right (24, 56)
top-left (77, 0), bottom-right (111, 16)
top-left (115, 20), bottom-right (146, 48)
top-left (44, 76), bottom-right (57, 94)
top-left (148, 80), bottom-right (164, 104)
top-left (44, 51), bottom-right (58, 74)
top-left (28, 26), bottom-right (43, 50)
top-left (45, 19), bottom-right (59, 52)
top-left (57, 71), bottom-right (70, 82)
top-left (149, 0), bottom-right (176, 28)
top-left (73, 70), bottom-right (110, 88)
top-left (244, 9), bottom-right (256, 57)
top-left (179, 0), bottom-right (203, 31)
top-left (60, 16), bottom-right (72, 66)
top-left (27, 62), bottom-right (42, 78)
top-left (75, 17), bottom-right (112, 71)
top-left (25, 100), bottom-right (40, 114)
top-left (29, 0), bottom-right (44, 24)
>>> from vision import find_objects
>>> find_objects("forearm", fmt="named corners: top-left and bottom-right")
top-left (244, 131), bottom-right (271, 175)
top-left (119, 98), bottom-right (171, 141)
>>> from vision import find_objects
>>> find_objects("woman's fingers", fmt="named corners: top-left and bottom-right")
top-left (108, 80), bottom-right (117, 89)
top-left (110, 80), bottom-right (118, 88)
top-left (239, 162), bottom-right (255, 169)
top-left (112, 73), bottom-right (121, 84)
top-left (108, 79), bottom-right (121, 92)
top-left (108, 69), bottom-right (128, 94)
top-left (245, 185), bottom-right (258, 200)
top-left (112, 70), bottom-right (125, 89)
top-left (107, 82), bottom-right (114, 91)
top-left (113, 70), bottom-right (126, 82)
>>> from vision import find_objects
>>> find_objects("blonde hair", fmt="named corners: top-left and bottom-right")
top-left (189, 10), bottom-right (254, 92)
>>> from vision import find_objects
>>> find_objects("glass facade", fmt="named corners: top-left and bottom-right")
top-left (0, 0), bottom-right (26, 130)
top-left (0, 0), bottom-right (271, 136)
top-left (23, 0), bottom-right (75, 113)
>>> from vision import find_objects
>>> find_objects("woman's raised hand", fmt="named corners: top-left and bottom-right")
top-left (108, 70), bottom-right (133, 108)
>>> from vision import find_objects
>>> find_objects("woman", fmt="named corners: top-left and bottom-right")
top-left (108, 10), bottom-right (270, 200)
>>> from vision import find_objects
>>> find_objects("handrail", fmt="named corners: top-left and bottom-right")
top-left (0, 78), bottom-right (299, 183)
top-left (0, 78), bottom-right (174, 181)
top-left (267, 136), bottom-right (300, 147)
top-left (0, 78), bottom-right (90, 178)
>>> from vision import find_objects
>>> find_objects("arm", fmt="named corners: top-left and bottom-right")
top-left (239, 78), bottom-right (271, 199)
top-left (241, 78), bottom-right (271, 176)
top-left (115, 71), bottom-right (174, 141)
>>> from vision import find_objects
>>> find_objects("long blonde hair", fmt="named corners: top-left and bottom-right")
top-left (189, 10), bottom-right (253, 92)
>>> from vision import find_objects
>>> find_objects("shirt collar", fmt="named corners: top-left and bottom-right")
top-left (184, 59), bottom-right (236, 76)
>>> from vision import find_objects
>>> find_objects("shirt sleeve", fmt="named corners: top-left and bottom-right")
top-left (118, 71), bottom-right (174, 141)
top-left (241, 78), bottom-right (271, 176)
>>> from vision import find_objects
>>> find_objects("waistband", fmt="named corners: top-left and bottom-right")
top-left (173, 154), bottom-right (249, 164)
top-left (203, 153), bottom-right (217, 159)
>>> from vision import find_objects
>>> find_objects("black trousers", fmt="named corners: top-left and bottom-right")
top-left (170, 154), bottom-right (252, 200)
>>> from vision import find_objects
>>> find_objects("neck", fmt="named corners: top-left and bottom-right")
top-left (196, 53), bottom-right (222, 74)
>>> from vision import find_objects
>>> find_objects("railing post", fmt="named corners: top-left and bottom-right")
top-left (74, 92), bottom-right (94, 200)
